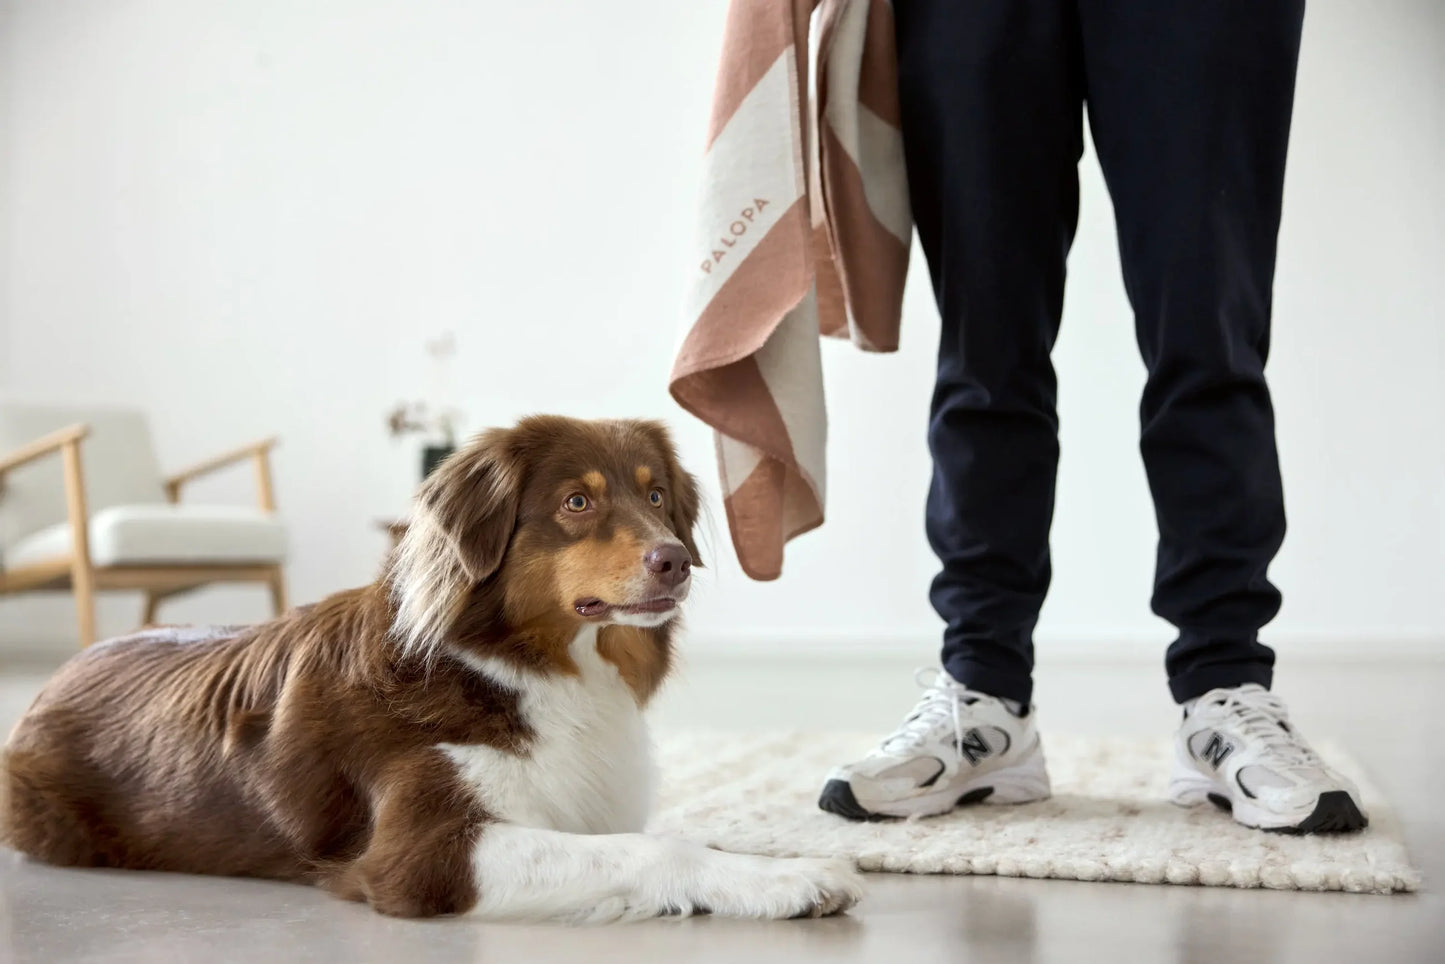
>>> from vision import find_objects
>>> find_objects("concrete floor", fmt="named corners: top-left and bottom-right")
top-left (1, 652), bottom-right (1441, 963)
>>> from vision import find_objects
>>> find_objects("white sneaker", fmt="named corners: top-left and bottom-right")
top-left (818, 668), bottom-right (1050, 820)
top-left (1169, 684), bottom-right (1368, 833)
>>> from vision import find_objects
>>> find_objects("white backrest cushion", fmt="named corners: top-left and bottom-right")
top-left (0, 400), bottom-right (167, 552)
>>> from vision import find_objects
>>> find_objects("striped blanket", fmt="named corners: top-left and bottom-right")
top-left (668, 0), bottom-right (911, 580)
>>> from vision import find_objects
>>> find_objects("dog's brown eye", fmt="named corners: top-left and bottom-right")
top-left (649, 489), bottom-right (664, 507)
top-left (564, 494), bottom-right (590, 512)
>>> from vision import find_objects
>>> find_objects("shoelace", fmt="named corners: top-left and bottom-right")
top-left (1208, 686), bottom-right (1322, 770)
top-left (880, 667), bottom-right (972, 759)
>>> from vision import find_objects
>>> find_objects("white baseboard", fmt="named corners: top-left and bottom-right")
top-left (678, 630), bottom-right (1445, 663)
top-left (0, 588), bottom-right (275, 666)
top-left (5, 617), bottom-right (1442, 668)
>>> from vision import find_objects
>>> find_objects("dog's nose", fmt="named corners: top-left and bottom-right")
top-left (643, 544), bottom-right (692, 588)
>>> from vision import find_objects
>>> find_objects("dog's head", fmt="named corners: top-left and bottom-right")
top-left (389, 416), bottom-right (703, 658)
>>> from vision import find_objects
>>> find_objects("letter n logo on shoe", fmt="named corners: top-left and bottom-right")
top-left (1201, 732), bottom-right (1234, 770)
top-left (956, 728), bottom-right (992, 766)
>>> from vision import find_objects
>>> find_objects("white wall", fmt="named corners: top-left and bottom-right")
top-left (1, 0), bottom-right (1442, 658)
top-left (0, 0), bottom-right (12, 392)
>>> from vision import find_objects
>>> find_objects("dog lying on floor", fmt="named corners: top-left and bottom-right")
top-left (2, 416), bottom-right (862, 922)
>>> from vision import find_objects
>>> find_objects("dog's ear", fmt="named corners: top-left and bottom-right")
top-left (390, 428), bottom-right (520, 658)
top-left (644, 422), bottom-right (704, 568)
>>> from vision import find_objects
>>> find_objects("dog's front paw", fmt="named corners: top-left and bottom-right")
top-left (692, 854), bottom-right (865, 919)
top-left (783, 857), bottom-right (866, 917)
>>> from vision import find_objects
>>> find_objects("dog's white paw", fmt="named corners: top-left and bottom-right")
top-left (689, 854), bottom-right (865, 919)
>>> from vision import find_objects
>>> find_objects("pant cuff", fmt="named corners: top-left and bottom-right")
top-left (941, 656), bottom-right (1033, 706)
top-left (1168, 662), bottom-right (1273, 704)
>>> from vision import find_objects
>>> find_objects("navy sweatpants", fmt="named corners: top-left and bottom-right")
top-left (896, 0), bottom-right (1306, 703)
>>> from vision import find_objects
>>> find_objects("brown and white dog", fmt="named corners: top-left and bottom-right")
top-left (2, 416), bottom-right (862, 922)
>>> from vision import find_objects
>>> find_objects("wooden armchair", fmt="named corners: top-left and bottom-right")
top-left (0, 402), bottom-right (289, 646)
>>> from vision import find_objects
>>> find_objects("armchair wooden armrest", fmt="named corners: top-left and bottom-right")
top-left (0, 423), bottom-right (90, 477)
top-left (164, 437), bottom-right (280, 510)
top-left (0, 423), bottom-right (95, 642)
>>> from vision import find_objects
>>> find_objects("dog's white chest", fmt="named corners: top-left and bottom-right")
top-left (440, 626), bottom-right (654, 835)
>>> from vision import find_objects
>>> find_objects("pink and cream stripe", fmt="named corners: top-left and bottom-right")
top-left (669, 0), bottom-right (911, 580)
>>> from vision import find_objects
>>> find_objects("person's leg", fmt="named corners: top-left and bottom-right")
top-left (897, 0), bottom-right (1085, 706)
top-left (818, 0), bottom-right (1081, 820)
top-left (1078, 0), bottom-right (1304, 703)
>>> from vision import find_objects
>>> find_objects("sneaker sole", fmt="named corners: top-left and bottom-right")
top-left (1170, 766), bottom-right (1368, 834)
top-left (819, 779), bottom-right (1007, 822)
top-left (1202, 788), bottom-right (1369, 835)
top-left (819, 745), bottom-right (1051, 821)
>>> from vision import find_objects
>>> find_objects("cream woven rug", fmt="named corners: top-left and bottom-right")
top-left (648, 731), bottom-right (1419, 895)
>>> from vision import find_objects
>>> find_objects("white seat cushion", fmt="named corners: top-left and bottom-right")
top-left (5, 504), bottom-right (287, 568)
